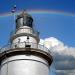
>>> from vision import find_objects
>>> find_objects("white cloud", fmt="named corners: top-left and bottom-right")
top-left (40, 37), bottom-right (64, 49)
top-left (56, 70), bottom-right (75, 75)
top-left (39, 37), bottom-right (75, 75)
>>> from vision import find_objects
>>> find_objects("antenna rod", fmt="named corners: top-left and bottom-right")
top-left (11, 5), bottom-right (16, 20)
top-left (11, 5), bottom-right (16, 32)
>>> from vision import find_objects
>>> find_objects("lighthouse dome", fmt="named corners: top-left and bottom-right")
top-left (16, 11), bottom-right (33, 29)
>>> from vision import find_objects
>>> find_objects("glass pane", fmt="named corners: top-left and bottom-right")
top-left (18, 18), bottom-right (23, 26)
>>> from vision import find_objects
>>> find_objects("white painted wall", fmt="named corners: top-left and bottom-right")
top-left (1, 55), bottom-right (49, 75)
top-left (16, 26), bottom-right (33, 35)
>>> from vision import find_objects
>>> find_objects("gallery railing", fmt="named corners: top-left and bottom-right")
top-left (0, 42), bottom-right (51, 54)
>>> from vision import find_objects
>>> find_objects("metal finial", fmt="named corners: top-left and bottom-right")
top-left (21, 9), bottom-right (27, 16)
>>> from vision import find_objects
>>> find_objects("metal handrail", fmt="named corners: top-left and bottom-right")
top-left (0, 42), bottom-right (51, 54)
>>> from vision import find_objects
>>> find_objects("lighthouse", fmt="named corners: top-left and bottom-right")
top-left (0, 11), bottom-right (53, 75)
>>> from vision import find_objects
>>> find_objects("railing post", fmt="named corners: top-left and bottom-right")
top-left (24, 41), bottom-right (26, 48)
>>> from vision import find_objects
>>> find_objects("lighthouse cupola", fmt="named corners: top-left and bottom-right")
top-left (16, 11), bottom-right (33, 29)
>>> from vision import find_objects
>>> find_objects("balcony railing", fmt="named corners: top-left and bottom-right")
top-left (0, 42), bottom-right (51, 54)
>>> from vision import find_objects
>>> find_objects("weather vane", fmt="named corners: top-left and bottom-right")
top-left (11, 5), bottom-right (16, 13)
top-left (11, 5), bottom-right (16, 20)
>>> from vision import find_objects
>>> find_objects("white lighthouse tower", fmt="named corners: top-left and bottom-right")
top-left (0, 11), bottom-right (53, 75)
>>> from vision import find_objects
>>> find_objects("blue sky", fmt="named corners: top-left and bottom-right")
top-left (0, 11), bottom-right (75, 47)
top-left (0, 0), bottom-right (75, 75)
top-left (0, 0), bottom-right (75, 14)
top-left (0, 0), bottom-right (75, 46)
top-left (0, 0), bottom-right (75, 47)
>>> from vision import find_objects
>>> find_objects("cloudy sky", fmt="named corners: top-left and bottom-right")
top-left (0, 0), bottom-right (75, 75)
top-left (40, 37), bottom-right (75, 75)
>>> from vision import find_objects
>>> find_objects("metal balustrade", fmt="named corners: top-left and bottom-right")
top-left (0, 42), bottom-right (51, 54)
